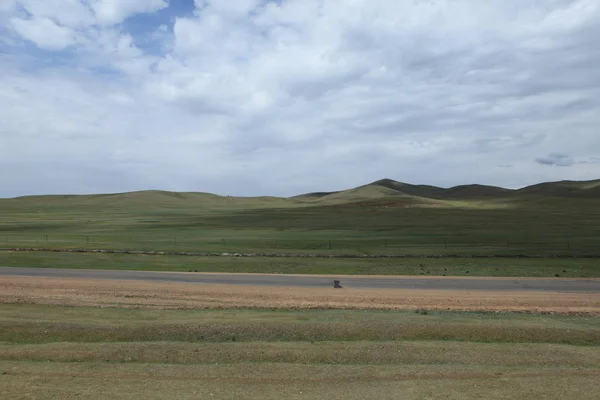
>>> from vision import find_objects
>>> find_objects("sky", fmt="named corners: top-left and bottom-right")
top-left (1, 0), bottom-right (599, 198)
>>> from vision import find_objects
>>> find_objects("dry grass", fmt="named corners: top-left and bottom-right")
top-left (2, 341), bottom-right (599, 367)
top-left (2, 303), bottom-right (598, 345)
top-left (1, 276), bottom-right (599, 315)
top-left (2, 361), bottom-right (599, 400)
top-left (1, 276), bottom-right (598, 399)
top-left (5, 319), bottom-right (598, 344)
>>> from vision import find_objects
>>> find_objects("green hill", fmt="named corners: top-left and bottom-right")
top-left (3, 178), bottom-right (599, 214)
top-left (1, 177), bottom-right (599, 257)
top-left (294, 178), bottom-right (599, 205)
top-left (6, 190), bottom-right (298, 211)
top-left (6, 178), bottom-right (599, 207)
top-left (516, 180), bottom-right (600, 198)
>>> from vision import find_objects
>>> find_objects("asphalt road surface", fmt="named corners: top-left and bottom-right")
top-left (1, 267), bottom-right (599, 292)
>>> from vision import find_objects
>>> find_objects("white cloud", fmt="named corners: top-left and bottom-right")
top-left (5, 0), bottom-right (169, 30)
top-left (15, 0), bottom-right (94, 28)
top-left (1, 0), bottom-right (600, 196)
top-left (10, 16), bottom-right (77, 49)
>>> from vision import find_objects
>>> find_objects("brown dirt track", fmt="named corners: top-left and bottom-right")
top-left (1, 276), bottom-right (599, 314)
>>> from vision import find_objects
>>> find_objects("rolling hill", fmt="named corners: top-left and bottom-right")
top-left (1, 178), bottom-right (598, 257)
top-left (516, 179), bottom-right (600, 198)
top-left (3, 190), bottom-right (298, 211)
top-left (2, 178), bottom-right (599, 210)
top-left (295, 178), bottom-right (599, 205)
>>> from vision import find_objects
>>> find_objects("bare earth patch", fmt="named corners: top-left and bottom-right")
top-left (1, 276), bottom-right (598, 314)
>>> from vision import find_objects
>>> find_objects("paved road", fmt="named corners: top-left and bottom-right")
top-left (1, 267), bottom-right (599, 292)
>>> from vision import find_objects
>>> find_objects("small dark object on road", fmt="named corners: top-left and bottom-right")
top-left (333, 280), bottom-right (343, 288)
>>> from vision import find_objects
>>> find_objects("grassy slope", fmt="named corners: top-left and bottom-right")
top-left (1, 179), bottom-right (600, 258)
top-left (1, 304), bottom-right (599, 399)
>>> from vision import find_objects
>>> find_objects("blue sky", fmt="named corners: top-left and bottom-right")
top-left (122, 0), bottom-right (194, 53)
top-left (1, 0), bottom-right (599, 197)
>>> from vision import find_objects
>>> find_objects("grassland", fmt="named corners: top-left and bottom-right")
top-left (2, 251), bottom-right (599, 277)
top-left (2, 304), bottom-right (599, 344)
top-left (1, 304), bottom-right (599, 399)
top-left (2, 180), bottom-right (600, 278)
top-left (2, 182), bottom-right (599, 398)
top-left (3, 362), bottom-right (599, 400)
top-left (2, 180), bottom-right (600, 259)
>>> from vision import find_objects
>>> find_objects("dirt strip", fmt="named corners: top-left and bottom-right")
top-left (1, 276), bottom-right (599, 314)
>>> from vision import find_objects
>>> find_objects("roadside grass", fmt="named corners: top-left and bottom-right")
top-left (3, 362), bottom-right (599, 400)
top-left (1, 304), bottom-right (598, 345)
top-left (1, 304), bottom-right (598, 399)
top-left (2, 341), bottom-right (599, 366)
top-left (2, 251), bottom-right (599, 277)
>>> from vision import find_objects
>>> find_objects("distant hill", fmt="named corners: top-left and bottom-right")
top-left (516, 180), bottom-right (600, 198)
top-left (3, 190), bottom-right (298, 211)
top-left (294, 178), bottom-right (599, 205)
top-left (369, 179), bottom-right (511, 199)
top-left (2, 179), bottom-right (598, 210)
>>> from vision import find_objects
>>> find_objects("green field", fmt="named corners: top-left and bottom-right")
top-left (1, 304), bottom-right (599, 399)
top-left (2, 251), bottom-right (599, 277)
top-left (2, 179), bottom-right (600, 280)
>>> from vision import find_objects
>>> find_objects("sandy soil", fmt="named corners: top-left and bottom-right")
top-left (1, 276), bottom-right (599, 314)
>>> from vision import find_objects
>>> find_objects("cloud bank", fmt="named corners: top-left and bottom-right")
top-left (1, 0), bottom-right (599, 197)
